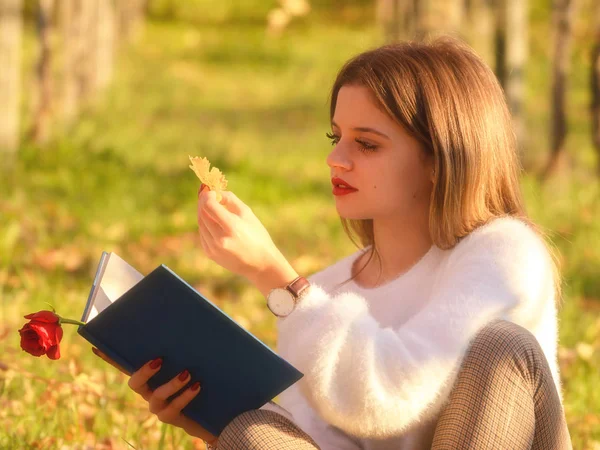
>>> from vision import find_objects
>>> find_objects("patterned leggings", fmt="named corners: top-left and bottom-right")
top-left (216, 320), bottom-right (573, 449)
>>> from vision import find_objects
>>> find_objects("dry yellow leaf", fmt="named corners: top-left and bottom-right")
top-left (188, 155), bottom-right (228, 201)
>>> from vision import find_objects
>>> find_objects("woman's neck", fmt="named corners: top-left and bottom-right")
top-left (354, 215), bottom-right (433, 288)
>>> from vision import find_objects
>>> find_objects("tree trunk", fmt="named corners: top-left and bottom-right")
top-left (377, 0), bottom-right (401, 42)
top-left (117, 0), bottom-right (145, 43)
top-left (543, 0), bottom-right (575, 178)
top-left (95, 0), bottom-right (116, 93)
top-left (440, 0), bottom-right (464, 32)
top-left (465, 0), bottom-right (494, 65)
top-left (78, 0), bottom-right (98, 105)
top-left (494, 0), bottom-right (507, 89)
top-left (378, 0), bottom-right (422, 42)
top-left (592, 1), bottom-right (600, 175)
top-left (31, 0), bottom-right (55, 145)
top-left (505, 0), bottom-right (528, 159)
top-left (0, 0), bottom-right (23, 155)
top-left (414, 0), bottom-right (431, 40)
top-left (58, 0), bottom-right (78, 125)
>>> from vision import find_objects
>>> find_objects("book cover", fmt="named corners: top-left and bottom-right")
top-left (78, 253), bottom-right (303, 436)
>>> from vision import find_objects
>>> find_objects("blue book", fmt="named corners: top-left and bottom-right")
top-left (78, 252), bottom-right (303, 436)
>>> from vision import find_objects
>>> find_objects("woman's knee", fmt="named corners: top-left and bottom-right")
top-left (218, 410), bottom-right (268, 450)
top-left (464, 319), bottom-right (546, 388)
top-left (472, 319), bottom-right (540, 351)
top-left (218, 409), bottom-right (318, 450)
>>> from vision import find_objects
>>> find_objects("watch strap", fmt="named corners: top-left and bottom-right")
top-left (285, 276), bottom-right (310, 300)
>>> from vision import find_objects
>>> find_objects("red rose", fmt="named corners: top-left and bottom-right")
top-left (18, 310), bottom-right (64, 360)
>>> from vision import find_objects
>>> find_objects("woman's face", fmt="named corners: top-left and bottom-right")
top-left (326, 84), bottom-right (433, 222)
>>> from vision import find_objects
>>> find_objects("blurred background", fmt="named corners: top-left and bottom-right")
top-left (0, 0), bottom-right (599, 448)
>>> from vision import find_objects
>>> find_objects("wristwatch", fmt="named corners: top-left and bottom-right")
top-left (266, 276), bottom-right (310, 317)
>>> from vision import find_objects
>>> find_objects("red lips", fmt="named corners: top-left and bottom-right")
top-left (331, 177), bottom-right (357, 189)
top-left (331, 177), bottom-right (358, 196)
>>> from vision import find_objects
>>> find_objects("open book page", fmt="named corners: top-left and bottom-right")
top-left (85, 253), bottom-right (144, 322)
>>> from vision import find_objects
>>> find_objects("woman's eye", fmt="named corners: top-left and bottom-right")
top-left (326, 132), bottom-right (377, 153)
top-left (355, 139), bottom-right (377, 153)
top-left (325, 132), bottom-right (339, 146)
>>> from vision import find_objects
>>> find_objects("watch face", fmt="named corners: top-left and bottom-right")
top-left (267, 289), bottom-right (296, 317)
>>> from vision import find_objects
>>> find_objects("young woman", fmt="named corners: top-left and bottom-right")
top-left (96, 38), bottom-right (573, 449)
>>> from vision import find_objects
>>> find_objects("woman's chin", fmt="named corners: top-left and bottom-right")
top-left (335, 205), bottom-right (371, 220)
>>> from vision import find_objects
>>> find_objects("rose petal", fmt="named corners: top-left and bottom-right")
top-left (47, 344), bottom-right (60, 360)
top-left (24, 311), bottom-right (60, 323)
top-left (20, 335), bottom-right (45, 356)
top-left (18, 324), bottom-right (34, 335)
top-left (19, 326), bottom-right (41, 343)
top-left (20, 330), bottom-right (39, 341)
top-left (27, 323), bottom-right (53, 350)
top-left (23, 345), bottom-right (45, 357)
top-left (55, 326), bottom-right (63, 343)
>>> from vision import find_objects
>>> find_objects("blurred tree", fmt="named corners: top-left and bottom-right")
top-left (430, 0), bottom-right (463, 36)
top-left (78, 0), bottom-right (98, 105)
top-left (446, 0), bottom-right (464, 30)
top-left (116, 0), bottom-right (146, 42)
top-left (0, 0), bottom-right (144, 152)
top-left (146, 0), bottom-right (177, 21)
top-left (494, 0), bottom-right (507, 88)
top-left (30, 0), bottom-right (55, 145)
top-left (376, 0), bottom-right (435, 42)
top-left (95, 0), bottom-right (116, 93)
top-left (58, 0), bottom-right (79, 125)
top-left (0, 0), bottom-right (23, 155)
top-left (465, 0), bottom-right (494, 65)
top-left (267, 0), bottom-right (311, 36)
top-left (544, 0), bottom-right (576, 178)
top-left (593, 0), bottom-right (600, 174)
top-left (377, 0), bottom-right (402, 41)
top-left (31, 0), bottom-right (142, 146)
top-left (505, 0), bottom-right (528, 157)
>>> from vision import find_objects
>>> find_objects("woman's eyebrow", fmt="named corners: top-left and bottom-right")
top-left (331, 121), bottom-right (391, 140)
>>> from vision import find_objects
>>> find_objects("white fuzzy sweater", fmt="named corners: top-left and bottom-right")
top-left (274, 217), bottom-right (563, 450)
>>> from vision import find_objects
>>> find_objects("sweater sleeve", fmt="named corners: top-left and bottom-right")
top-left (277, 219), bottom-right (554, 439)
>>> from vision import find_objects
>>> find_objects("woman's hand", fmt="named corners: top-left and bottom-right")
top-left (92, 348), bottom-right (218, 445)
top-left (197, 185), bottom-right (298, 296)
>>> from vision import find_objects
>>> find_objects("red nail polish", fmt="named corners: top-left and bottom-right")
top-left (149, 358), bottom-right (162, 369)
top-left (190, 381), bottom-right (200, 391)
top-left (178, 369), bottom-right (190, 381)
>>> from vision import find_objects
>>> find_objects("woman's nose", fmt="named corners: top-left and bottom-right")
top-left (326, 144), bottom-right (352, 171)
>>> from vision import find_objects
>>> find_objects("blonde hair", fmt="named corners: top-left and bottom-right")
top-left (329, 37), bottom-right (562, 304)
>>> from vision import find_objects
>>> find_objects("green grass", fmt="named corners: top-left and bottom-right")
top-left (1, 2), bottom-right (599, 449)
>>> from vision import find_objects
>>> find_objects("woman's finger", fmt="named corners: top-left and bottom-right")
top-left (198, 192), bottom-right (219, 234)
top-left (148, 369), bottom-right (192, 414)
top-left (200, 206), bottom-right (228, 238)
top-left (156, 381), bottom-right (202, 425)
top-left (128, 357), bottom-right (163, 395)
top-left (198, 212), bottom-right (216, 249)
top-left (167, 380), bottom-right (201, 410)
top-left (204, 192), bottom-right (236, 229)
top-left (218, 190), bottom-right (247, 216)
top-left (198, 225), bottom-right (210, 252)
top-left (92, 347), bottom-right (131, 376)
